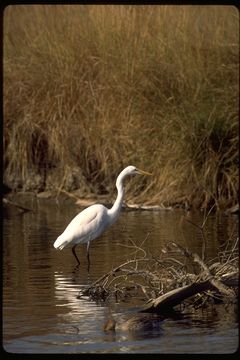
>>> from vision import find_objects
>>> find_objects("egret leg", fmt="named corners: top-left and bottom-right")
top-left (87, 241), bottom-right (90, 270)
top-left (72, 244), bottom-right (80, 265)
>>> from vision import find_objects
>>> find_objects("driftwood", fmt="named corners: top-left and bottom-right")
top-left (3, 197), bottom-right (34, 213)
top-left (125, 203), bottom-right (173, 211)
top-left (140, 280), bottom-right (217, 313)
top-left (140, 275), bottom-right (237, 313)
top-left (79, 226), bottom-right (238, 314)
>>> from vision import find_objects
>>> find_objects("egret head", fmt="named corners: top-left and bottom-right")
top-left (117, 166), bottom-right (151, 185)
top-left (124, 165), bottom-right (152, 177)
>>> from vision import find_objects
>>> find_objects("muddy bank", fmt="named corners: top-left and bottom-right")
top-left (3, 184), bottom-right (239, 216)
top-left (3, 166), bottom-right (239, 213)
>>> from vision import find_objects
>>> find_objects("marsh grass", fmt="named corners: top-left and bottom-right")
top-left (3, 5), bottom-right (239, 209)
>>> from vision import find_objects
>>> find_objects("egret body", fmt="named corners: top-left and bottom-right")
top-left (53, 165), bottom-right (151, 266)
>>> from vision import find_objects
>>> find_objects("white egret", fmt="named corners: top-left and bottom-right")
top-left (53, 165), bottom-right (151, 266)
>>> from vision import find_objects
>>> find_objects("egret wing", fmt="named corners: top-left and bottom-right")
top-left (54, 204), bottom-right (107, 249)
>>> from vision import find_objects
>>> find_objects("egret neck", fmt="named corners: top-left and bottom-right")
top-left (107, 170), bottom-right (126, 225)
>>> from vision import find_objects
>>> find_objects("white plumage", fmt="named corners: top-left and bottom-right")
top-left (53, 165), bottom-right (151, 266)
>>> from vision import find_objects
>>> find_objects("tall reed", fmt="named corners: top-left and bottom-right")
top-left (3, 5), bottom-right (239, 209)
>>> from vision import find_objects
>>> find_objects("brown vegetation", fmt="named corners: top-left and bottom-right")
top-left (3, 5), bottom-right (239, 209)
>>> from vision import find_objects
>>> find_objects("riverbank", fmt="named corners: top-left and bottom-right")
top-left (3, 5), bottom-right (239, 210)
top-left (3, 190), bottom-right (239, 216)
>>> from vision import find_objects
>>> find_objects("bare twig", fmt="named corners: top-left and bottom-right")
top-left (78, 228), bottom-right (238, 314)
top-left (3, 197), bottom-right (34, 213)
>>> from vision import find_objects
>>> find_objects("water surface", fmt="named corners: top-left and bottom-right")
top-left (3, 194), bottom-right (238, 353)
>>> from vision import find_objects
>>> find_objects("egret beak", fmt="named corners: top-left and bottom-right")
top-left (136, 168), bottom-right (152, 176)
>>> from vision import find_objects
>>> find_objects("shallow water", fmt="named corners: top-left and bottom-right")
top-left (3, 194), bottom-right (238, 353)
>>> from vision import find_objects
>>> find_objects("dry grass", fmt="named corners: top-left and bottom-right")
top-left (3, 5), bottom-right (239, 209)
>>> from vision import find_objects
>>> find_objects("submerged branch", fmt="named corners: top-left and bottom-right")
top-left (79, 235), bottom-right (238, 314)
top-left (3, 197), bottom-right (34, 213)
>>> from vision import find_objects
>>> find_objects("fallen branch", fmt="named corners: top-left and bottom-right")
top-left (170, 242), bottom-right (236, 298)
top-left (140, 280), bottom-right (215, 313)
top-left (140, 274), bottom-right (236, 313)
top-left (78, 258), bottom-right (152, 299)
top-left (3, 197), bottom-right (34, 213)
top-left (77, 232), bottom-right (238, 314)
